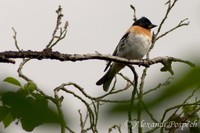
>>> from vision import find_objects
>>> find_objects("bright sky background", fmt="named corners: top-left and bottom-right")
top-left (0, 0), bottom-right (200, 133)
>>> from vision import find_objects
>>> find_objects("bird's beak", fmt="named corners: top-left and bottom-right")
top-left (149, 24), bottom-right (157, 29)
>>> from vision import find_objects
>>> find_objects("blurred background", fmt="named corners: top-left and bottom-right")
top-left (0, 0), bottom-right (200, 132)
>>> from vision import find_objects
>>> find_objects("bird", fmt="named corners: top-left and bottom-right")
top-left (96, 17), bottom-right (157, 91)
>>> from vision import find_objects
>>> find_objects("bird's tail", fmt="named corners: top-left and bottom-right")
top-left (96, 63), bottom-right (124, 91)
top-left (96, 70), bottom-right (113, 91)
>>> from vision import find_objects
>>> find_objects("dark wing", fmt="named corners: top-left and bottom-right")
top-left (103, 32), bottom-right (129, 72)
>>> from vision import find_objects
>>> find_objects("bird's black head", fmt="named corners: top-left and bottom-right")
top-left (133, 17), bottom-right (157, 29)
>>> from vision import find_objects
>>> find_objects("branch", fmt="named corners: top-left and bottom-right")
top-left (12, 27), bottom-right (22, 51)
top-left (108, 125), bottom-right (122, 133)
top-left (156, 18), bottom-right (189, 41)
top-left (78, 109), bottom-right (90, 132)
top-left (0, 50), bottom-right (195, 68)
top-left (16, 56), bottom-right (57, 104)
top-left (160, 88), bottom-right (200, 132)
top-left (155, 0), bottom-right (179, 37)
top-left (160, 101), bottom-right (200, 132)
top-left (0, 56), bottom-right (15, 64)
top-left (56, 84), bottom-right (96, 132)
top-left (127, 65), bottom-right (138, 133)
top-left (149, 0), bottom-right (189, 51)
top-left (17, 59), bottom-right (32, 82)
top-left (130, 4), bottom-right (137, 21)
top-left (46, 6), bottom-right (68, 49)
top-left (143, 77), bottom-right (173, 96)
top-left (0, 27), bottom-right (23, 64)
top-left (137, 67), bottom-right (147, 133)
top-left (59, 82), bottom-right (128, 102)
top-left (54, 88), bottom-right (67, 133)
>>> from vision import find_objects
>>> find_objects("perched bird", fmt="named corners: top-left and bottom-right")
top-left (96, 17), bottom-right (157, 91)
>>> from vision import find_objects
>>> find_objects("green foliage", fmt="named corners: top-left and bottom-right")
top-left (24, 82), bottom-right (37, 92)
top-left (0, 77), bottom-right (60, 132)
top-left (183, 104), bottom-right (199, 123)
top-left (3, 77), bottom-right (22, 87)
top-left (149, 66), bottom-right (200, 106)
top-left (0, 106), bottom-right (13, 128)
top-left (182, 105), bottom-right (200, 133)
top-left (107, 66), bottom-right (200, 132)
top-left (108, 66), bottom-right (200, 114)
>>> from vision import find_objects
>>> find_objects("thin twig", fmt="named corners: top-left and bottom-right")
top-left (58, 86), bottom-right (96, 132)
top-left (54, 88), bottom-right (67, 133)
top-left (98, 76), bottom-right (171, 103)
top-left (127, 65), bottom-right (138, 133)
top-left (172, 87), bottom-right (200, 119)
top-left (130, 5), bottom-right (137, 21)
top-left (0, 27), bottom-right (23, 64)
top-left (17, 58), bottom-right (57, 103)
top-left (17, 59), bottom-right (32, 82)
top-left (137, 67), bottom-right (148, 133)
top-left (83, 112), bottom-right (89, 131)
top-left (97, 99), bottom-right (129, 103)
top-left (78, 109), bottom-right (90, 133)
top-left (149, 0), bottom-right (188, 52)
top-left (141, 100), bottom-right (158, 123)
top-left (78, 110), bottom-right (84, 131)
top-left (92, 100), bottom-right (99, 132)
top-left (13, 27), bottom-right (31, 82)
top-left (155, 0), bottom-right (179, 38)
top-left (118, 73), bottom-right (134, 87)
top-left (143, 77), bottom-right (173, 96)
top-left (161, 88), bottom-right (200, 123)
top-left (12, 27), bottom-right (21, 51)
top-left (160, 88), bottom-right (200, 132)
top-left (156, 18), bottom-right (189, 41)
top-left (0, 56), bottom-right (15, 64)
top-left (108, 124), bottom-right (122, 133)
top-left (63, 82), bottom-right (128, 101)
top-left (160, 102), bottom-right (200, 133)
top-left (160, 102), bottom-right (200, 131)
top-left (49, 22), bottom-right (68, 49)
top-left (46, 6), bottom-right (68, 49)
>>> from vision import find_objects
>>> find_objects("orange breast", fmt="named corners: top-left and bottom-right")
top-left (128, 26), bottom-right (152, 38)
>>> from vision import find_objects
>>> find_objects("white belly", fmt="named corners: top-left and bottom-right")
top-left (118, 34), bottom-right (151, 59)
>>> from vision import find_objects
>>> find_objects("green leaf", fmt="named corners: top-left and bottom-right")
top-left (183, 105), bottom-right (199, 123)
top-left (31, 93), bottom-right (46, 100)
top-left (167, 114), bottom-right (182, 123)
top-left (3, 77), bottom-right (21, 87)
top-left (3, 112), bottom-right (13, 128)
top-left (0, 106), bottom-right (10, 122)
top-left (24, 82), bottom-right (37, 92)
top-left (1, 91), bottom-right (60, 132)
top-left (20, 93), bottom-right (59, 131)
